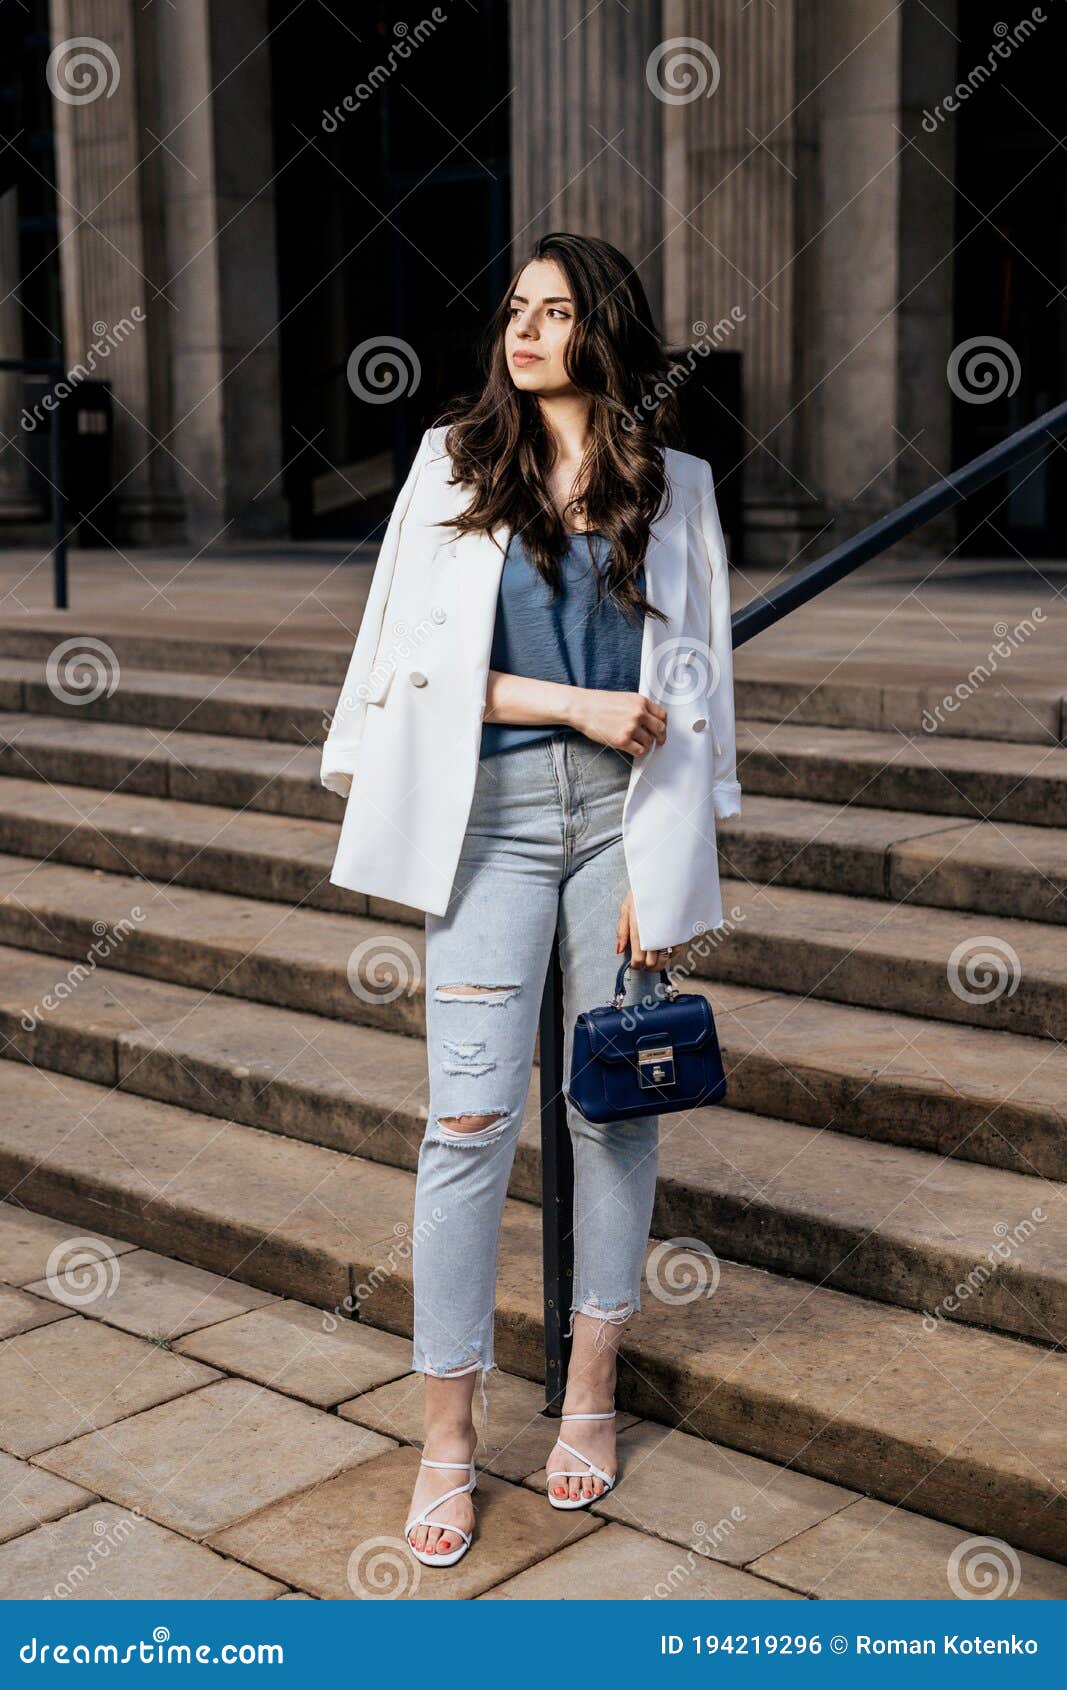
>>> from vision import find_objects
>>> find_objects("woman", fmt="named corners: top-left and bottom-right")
top-left (321, 232), bottom-right (740, 1568)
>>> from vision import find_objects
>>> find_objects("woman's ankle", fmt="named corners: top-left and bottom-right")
top-left (422, 1416), bottom-right (477, 1453)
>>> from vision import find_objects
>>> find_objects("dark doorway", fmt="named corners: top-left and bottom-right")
top-left (268, 1), bottom-right (511, 539)
top-left (951, 1), bottom-right (1067, 556)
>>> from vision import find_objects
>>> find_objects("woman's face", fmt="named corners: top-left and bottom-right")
top-left (504, 259), bottom-right (577, 397)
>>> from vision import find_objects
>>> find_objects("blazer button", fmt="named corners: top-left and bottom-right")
top-left (431, 607), bottom-right (447, 624)
top-left (691, 716), bottom-right (707, 733)
top-left (409, 670), bottom-right (429, 688)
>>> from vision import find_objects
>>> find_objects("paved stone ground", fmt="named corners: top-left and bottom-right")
top-left (1, 1201), bottom-right (1064, 1601)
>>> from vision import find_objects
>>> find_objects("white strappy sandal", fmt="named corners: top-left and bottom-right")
top-left (405, 1457), bottom-right (477, 1567)
top-left (546, 1410), bottom-right (617, 1511)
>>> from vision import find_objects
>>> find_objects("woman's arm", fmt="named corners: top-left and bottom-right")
top-left (484, 671), bottom-right (668, 759)
top-left (484, 672), bottom-right (670, 967)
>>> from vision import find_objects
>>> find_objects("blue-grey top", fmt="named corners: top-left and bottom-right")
top-left (479, 528), bottom-right (646, 759)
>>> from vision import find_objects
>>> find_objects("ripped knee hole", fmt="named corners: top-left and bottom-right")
top-left (435, 1109), bottom-right (509, 1141)
top-left (434, 982), bottom-right (520, 1005)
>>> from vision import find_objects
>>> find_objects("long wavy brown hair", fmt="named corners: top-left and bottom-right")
top-left (439, 232), bottom-right (682, 623)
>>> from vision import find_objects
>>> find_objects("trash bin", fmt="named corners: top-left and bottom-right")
top-left (18, 375), bottom-right (116, 546)
top-left (671, 347), bottom-right (744, 568)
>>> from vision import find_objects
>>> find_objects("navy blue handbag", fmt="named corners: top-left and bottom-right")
top-left (566, 950), bottom-right (727, 1124)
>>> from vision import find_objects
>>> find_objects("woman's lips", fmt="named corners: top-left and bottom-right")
top-left (511, 351), bottom-right (542, 366)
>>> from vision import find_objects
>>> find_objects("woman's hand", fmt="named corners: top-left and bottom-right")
top-left (616, 890), bottom-right (671, 972)
top-left (567, 688), bottom-right (667, 757)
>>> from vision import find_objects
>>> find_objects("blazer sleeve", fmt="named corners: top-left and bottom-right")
top-left (697, 457), bottom-right (742, 819)
top-left (320, 428), bottom-right (435, 796)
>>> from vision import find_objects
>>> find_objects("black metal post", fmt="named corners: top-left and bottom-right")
top-left (732, 395), bottom-right (1067, 648)
top-left (0, 355), bottom-right (69, 609)
top-left (538, 934), bottom-right (573, 1416)
top-left (49, 384), bottom-right (68, 610)
top-left (538, 394), bottom-right (1067, 1409)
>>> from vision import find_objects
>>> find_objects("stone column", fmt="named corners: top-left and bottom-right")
top-left (802, 0), bottom-right (958, 552)
top-left (47, 0), bottom-right (285, 544)
top-left (658, 0), bottom-right (959, 564)
top-left (153, 0), bottom-right (285, 543)
top-left (660, 0), bottom-right (824, 565)
top-left (47, 0), bottom-right (182, 540)
top-left (509, 0), bottom-right (666, 323)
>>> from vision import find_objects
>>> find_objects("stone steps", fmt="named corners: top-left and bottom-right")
top-left (4, 931), bottom-right (1062, 1182)
top-left (2, 1060), bottom-right (1064, 1562)
top-left (0, 624), bottom-right (350, 685)
top-left (1, 949), bottom-right (1062, 1345)
top-left (3, 626), bottom-right (1063, 743)
top-left (733, 661), bottom-right (1064, 745)
top-left (0, 660), bottom-right (330, 745)
top-left (6, 705), bottom-right (1067, 829)
top-left (4, 845), bottom-right (1061, 1176)
top-left (738, 719), bottom-right (1067, 825)
top-left (2, 622), bottom-right (1064, 1568)
top-left (708, 877), bottom-right (1066, 1039)
top-left (0, 714), bottom-right (334, 820)
top-left (0, 853), bottom-right (424, 1035)
top-left (705, 795), bottom-right (1067, 923)
top-left (3, 848), bottom-right (1065, 1043)
top-left (4, 773), bottom-right (1067, 930)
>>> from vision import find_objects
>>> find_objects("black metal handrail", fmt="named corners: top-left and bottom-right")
top-left (538, 393), bottom-right (1067, 1415)
top-left (0, 354), bottom-right (68, 609)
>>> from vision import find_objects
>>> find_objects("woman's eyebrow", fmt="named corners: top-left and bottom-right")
top-left (509, 293), bottom-right (573, 305)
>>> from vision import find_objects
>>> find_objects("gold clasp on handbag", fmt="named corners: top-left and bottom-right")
top-left (638, 1044), bottom-right (676, 1088)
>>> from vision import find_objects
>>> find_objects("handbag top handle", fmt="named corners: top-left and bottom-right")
top-left (611, 947), bottom-right (679, 1010)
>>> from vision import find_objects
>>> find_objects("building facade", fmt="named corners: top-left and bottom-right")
top-left (1, 0), bottom-right (1063, 561)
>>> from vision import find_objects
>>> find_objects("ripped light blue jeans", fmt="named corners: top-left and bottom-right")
top-left (412, 732), bottom-right (660, 1378)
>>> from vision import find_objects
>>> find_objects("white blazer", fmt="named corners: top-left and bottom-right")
top-left (321, 426), bottom-right (741, 951)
